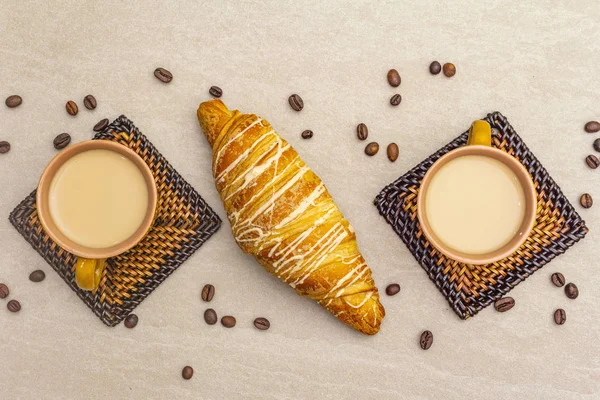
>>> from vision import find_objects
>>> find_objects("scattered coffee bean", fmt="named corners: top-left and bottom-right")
top-left (66, 100), bottom-right (78, 116)
top-left (301, 130), bottom-right (313, 139)
top-left (429, 61), bottom-right (442, 75)
top-left (221, 315), bottom-right (236, 328)
top-left (253, 317), bottom-right (270, 331)
top-left (83, 95), bottom-right (97, 110)
top-left (387, 69), bottom-right (401, 87)
top-left (154, 67), bottom-right (173, 83)
top-left (385, 283), bottom-right (400, 296)
top-left (0, 141), bottom-right (10, 154)
top-left (201, 284), bottom-right (215, 302)
top-left (584, 121), bottom-right (600, 133)
top-left (182, 366), bottom-right (193, 380)
top-left (5, 95), bottom-right (22, 108)
top-left (7, 299), bottom-right (20, 313)
top-left (580, 193), bottom-right (593, 209)
top-left (209, 86), bottom-right (223, 98)
top-left (53, 133), bottom-right (71, 150)
top-left (390, 94), bottom-right (402, 106)
top-left (594, 138), bottom-right (600, 152)
top-left (419, 330), bottom-right (433, 350)
top-left (0, 283), bottom-right (9, 299)
top-left (494, 297), bottom-right (515, 312)
top-left (550, 272), bottom-right (565, 287)
top-left (553, 309), bottom-right (566, 325)
top-left (204, 308), bottom-right (218, 325)
top-left (443, 63), bottom-right (456, 77)
top-left (365, 142), bottom-right (379, 156)
top-left (93, 118), bottom-right (109, 132)
top-left (29, 270), bottom-right (45, 282)
top-left (124, 314), bottom-right (138, 328)
top-left (565, 283), bottom-right (579, 299)
top-left (585, 154), bottom-right (600, 169)
top-left (356, 123), bottom-right (368, 141)
top-left (288, 94), bottom-right (304, 111)
top-left (387, 143), bottom-right (399, 162)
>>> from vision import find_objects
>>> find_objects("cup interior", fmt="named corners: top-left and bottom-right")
top-left (36, 140), bottom-right (157, 259)
top-left (417, 145), bottom-right (537, 265)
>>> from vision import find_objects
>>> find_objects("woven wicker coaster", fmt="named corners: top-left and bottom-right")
top-left (374, 112), bottom-right (588, 319)
top-left (9, 116), bottom-right (221, 326)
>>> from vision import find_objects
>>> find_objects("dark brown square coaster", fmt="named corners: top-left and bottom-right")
top-left (374, 112), bottom-right (587, 319)
top-left (9, 116), bottom-right (221, 326)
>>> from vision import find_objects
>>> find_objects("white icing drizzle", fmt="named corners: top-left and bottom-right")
top-left (214, 118), bottom-right (263, 169)
top-left (224, 142), bottom-right (291, 201)
top-left (344, 291), bottom-right (373, 309)
top-left (274, 183), bottom-right (325, 229)
top-left (227, 154), bottom-right (299, 231)
top-left (212, 113), bottom-right (380, 326)
top-left (215, 130), bottom-right (274, 182)
top-left (322, 256), bottom-right (363, 297)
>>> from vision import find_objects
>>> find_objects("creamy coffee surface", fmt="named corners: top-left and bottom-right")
top-left (425, 155), bottom-right (526, 255)
top-left (49, 149), bottom-right (149, 248)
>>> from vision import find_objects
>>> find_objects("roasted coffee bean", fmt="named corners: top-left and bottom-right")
top-left (387, 143), bottom-right (399, 162)
top-left (585, 154), bottom-right (600, 169)
top-left (385, 283), bottom-right (400, 296)
top-left (5, 95), bottom-right (22, 108)
top-left (124, 314), bottom-right (138, 328)
top-left (387, 69), bottom-right (401, 87)
top-left (365, 142), bottom-right (379, 156)
top-left (83, 95), bottom-right (97, 110)
top-left (494, 297), bottom-right (515, 312)
top-left (209, 86), bottom-right (222, 98)
top-left (93, 118), bottom-right (109, 132)
top-left (443, 63), bottom-right (456, 77)
top-left (390, 94), bottom-right (402, 106)
top-left (565, 283), bottom-right (579, 299)
top-left (154, 67), bottom-right (173, 83)
top-left (550, 272), bottom-right (565, 287)
top-left (0, 283), bottom-right (9, 299)
top-left (182, 366), bottom-right (193, 380)
top-left (301, 130), bottom-right (313, 139)
top-left (429, 61), bottom-right (442, 75)
top-left (53, 133), bottom-right (71, 150)
top-left (580, 193), bottom-right (593, 208)
top-left (419, 330), bottom-right (433, 350)
top-left (356, 123), bottom-right (368, 141)
top-left (7, 299), bottom-right (20, 313)
top-left (254, 317), bottom-right (270, 331)
top-left (66, 100), bottom-right (78, 116)
top-left (29, 270), bottom-right (45, 282)
top-left (288, 94), bottom-right (304, 111)
top-left (201, 284), bottom-right (215, 302)
top-left (584, 121), bottom-right (600, 133)
top-left (594, 138), bottom-right (600, 152)
top-left (0, 141), bottom-right (10, 154)
top-left (204, 308), bottom-right (218, 325)
top-left (554, 309), bottom-right (566, 325)
top-left (221, 315), bottom-right (236, 328)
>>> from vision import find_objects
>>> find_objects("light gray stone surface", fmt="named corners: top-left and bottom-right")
top-left (0, 1), bottom-right (599, 399)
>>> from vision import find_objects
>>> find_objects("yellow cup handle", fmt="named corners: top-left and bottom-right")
top-left (467, 120), bottom-right (492, 146)
top-left (75, 258), bottom-right (106, 291)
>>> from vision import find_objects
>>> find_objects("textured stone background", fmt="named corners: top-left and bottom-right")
top-left (0, 1), bottom-right (598, 399)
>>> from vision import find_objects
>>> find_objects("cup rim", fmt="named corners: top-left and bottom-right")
top-left (416, 145), bottom-right (537, 265)
top-left (36, 140), bottom-right (157, 259)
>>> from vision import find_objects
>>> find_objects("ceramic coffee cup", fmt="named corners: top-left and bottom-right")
top-left (417, 121), bottom-right (537, 265)
top-left (36, 140), bottom-right (157, 291)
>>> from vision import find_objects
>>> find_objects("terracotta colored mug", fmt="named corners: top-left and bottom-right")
top-left (36, 141), bottom-right (157, 291)
top-left (417, 121), bottom-right (537, 265)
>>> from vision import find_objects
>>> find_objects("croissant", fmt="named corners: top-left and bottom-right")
top-left (197, 100), bottom-right (385, 335)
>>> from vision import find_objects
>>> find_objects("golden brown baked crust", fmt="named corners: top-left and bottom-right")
top-left (197, 99), bottom-right (385, 335)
